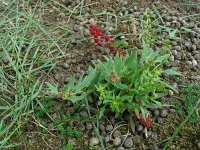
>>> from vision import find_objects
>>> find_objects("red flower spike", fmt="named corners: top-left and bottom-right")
top-left (145, 116), bottom-right (151, 128)
top-left (139, 113), bottom-right (145, 125)
top-left (132, 115), bottom-right (138, 121)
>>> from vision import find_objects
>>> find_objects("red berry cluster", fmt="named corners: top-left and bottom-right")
top-left (133, 113), bottom-right (151, 128)
top-left (89, 24), bottom-right (126, 55)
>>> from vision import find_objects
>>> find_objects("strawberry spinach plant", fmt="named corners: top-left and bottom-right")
top-left (47, 39), bottom-right (180, 128)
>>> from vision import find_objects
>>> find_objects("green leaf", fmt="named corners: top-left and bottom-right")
top-left (155, 54), bottom-right (170, 63)
top-left (111, 40), bottom-right (125, 47)
top-left (163, 69), bottom-right (182, 76)
top-left (68, 94), bottom-right (88, 103)
top-left (158, 80), bottom-right (178, 93)
top-left (125, 51), bottom-right (138, 70)
top-left (46, 82), bottom-right (58, 94)
top-left (112, 82), bottom-right (128, 90)
top-left (99, 106), bottom-right (106, 119)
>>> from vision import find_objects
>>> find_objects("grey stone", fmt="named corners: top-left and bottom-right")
top-left (192, 59), bottom-right (198, 66)
top-left (197, 142), bottom-right (200, 149)
top-left (116, 147), bottom-right (125, 150)
top-left (80, 111), bottom-right (88, 118)
top-left (137, 125), bottom-right (143, 132)
top-left (174, 46), bottom-right (181, 51)
top-left (160, 109), bottom-right (168, 117)
top-left (113, 130), bottom-right (122, 138)
top-left (99, 124), bottom-right (105, 132)
top-left (78, 123), bottom-right (85, 132)
top-left (90, 137), bottom-right (99, 146)
top-left (124, 138), bottom-right (133, 148)
top-left (153, 110), bottom-right (160, 117)
top-left (113, 137), bottom-right (122, 147)
top-left (106, 124), bottom-right (113, 132)
top-left (86, 123), bottom-right (93, 131)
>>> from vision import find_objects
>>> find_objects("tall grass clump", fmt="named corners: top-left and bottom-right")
top-left (0, 2), bottom-right (64, 148)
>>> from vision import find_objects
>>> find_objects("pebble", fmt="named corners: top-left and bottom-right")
top-left (169, 55), bottom-right (174, 62)
top-left (123, 138), bottom-right (133, 148)
top-left (174, 46), bottom-right (181, 51)
top-left (192, 59), bottom-right (198, 66)
top-left (157, 117), bottom-right (164, 123)
top-left (67, 107), bottom-right (76, 115)
top-left (90, 137), bottom-right (99, 146)
top-left (137, 125), bottom-right (143, 132)
top-left (106, 124), bottom-right (113, 132)
top-left (116, 147), bottom-right (125, 150)
top-left (153, 110), bottom-right (160, 117)
top-left (169, 108), bottom-right (176, 113)
top-left (63, 62), bottom-right (69, 69)
top-left (99, 124), bottom-right (106, 132)
top-left (197, 142), bottom-right (200, 149)
top-left (113, 137), bottom-right (122, 147)
top-left (113, 130), bottom-right (122, 138)
top-left (80, 111), bottom-right (88, 118)
top-left (149, 144), bottom-right (159, 150)
top-left (58, 12), bottom-right (65, 18)
top-left (86, 123), bottom-right (93, 131)
top-left (160, 109), bottom-right (168, 117)
top-left (78, 123), bottom-right (85, 132)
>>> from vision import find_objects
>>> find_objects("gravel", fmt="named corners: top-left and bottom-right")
top-left (106, 124), bottom-right (113, 132)
top-left (90, 137), bottom-right (99, 146)
top-left (123, 138), bottom-right (133, 148)
top-left (113, 137), bottom-right (122, 147)
top-left (160, 109), bottom-right (168, 118)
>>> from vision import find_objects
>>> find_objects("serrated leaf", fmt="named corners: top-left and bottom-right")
top-left (46, 82), bottom-right (58, 94)
top-left (163, 69), bottom-right (182, 76)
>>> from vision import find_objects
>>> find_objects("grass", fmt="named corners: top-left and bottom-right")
top-left (0, 1), bottom-right (68, 148)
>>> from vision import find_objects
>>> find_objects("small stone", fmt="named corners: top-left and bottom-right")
top-left (153, 110), bottom-right (160, 117)
top-left (171, 50), bottom-right (178, 56)
top-left (116, 147), bottom-right (125, 150)
top-left (151, 132), bottom-right (158, 141)
top-left (86, 123), bottom-right (93, 131)
top-left (113, 130), bottom-right (122, 138)
top-left (78, 123), bottom-right (85, 132)
top-left (99, 124), bottom-right (105, 132)
top-left (157, 117), bottom-right (164, 123)
top-left (192, 59), bottom-right (198, 66)
top-left (169, 55), bottom-right (175, 62)
top-left (113, 137), bottom-right (122, 147)
top-left (137, 125), bottom-right (143, 132)
top-left (169, 109), bottom-right (176, 113)
top-left (90, 137), bottom-right (99, 146)
top-left (68, 107), bottom-right (76, 115)
top-left (104, 135), bottom-right (110, 143)
top-left (186, 61), bottom-right (193, 66)
top-left (88, 95), bottom-right (94, 104)
top-left (106, 124), bottom-right (113, 132)
top-left (174, 46), bottom-right (181, 51)
top-left (63, 62), bottom-right (69, 69)
top-left (80, 111), bottom-right (88, 118)
top-left (168, 89), bottom-right (174, 96)
top-left (124, 138), bottom-right (133, 148)
top-left (58, 12), bottom-right (65, 18)
top-left (149, 144), bottom-right (159, 150)
top-left (197, 142), bottom-right (200, 149)
top-left (3, 58), bottom-right (9, 64)
top-left (160, 109), bottom-right (168, 118)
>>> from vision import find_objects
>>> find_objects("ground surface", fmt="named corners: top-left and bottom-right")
top-left (0, 0), bottom-right (200, 150)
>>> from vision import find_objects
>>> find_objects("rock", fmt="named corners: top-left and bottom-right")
top-left (58, 12), bottom-right (65, 18)
top-left (174, 46), bottom-right (181, 51)
top-left (149, 144), bottom-right (159, 150)
top-left (63, 62), bottom-right (69, 69)
top-left (104, 135), bottom-right (110, 143)
top-left (123, 138), bottom-right (133, 148)
top-left (99, 124), bottom-right (105, 132)
top-left (80, 111), bottom-right (88, 118)
top-left (197, 142), bottom-right (200, 149)
top-left (106, 124), bottom-right (113, 132)
top-left (169, 108), bottom-right (176, 113)
top-left (78, 123), bottom-right (85, 132)
top-left (68, 107), bottom-right (76, 115)
top-left (169, 55), bottom-right (174, 62)
top-left (171, 50), bottom-right (178, 56)
top-left (86, 123), bottom-right (93, 130)
top-left (137, 125), bottom-right (143, 132)
top-left (90, 137), bottom-right (99, 146)
top-left (168, 90), bottom-right (174, 96)
top-left (153, 110), bottom-right (160, 117)
top-left (157, 117), bottom-right (164, 123)
top-left (192, 59), bottom-right (198, 66)
top-left (116, 147), bottom-right (125, 150)
top-left (113, 137), bottom-right (122, 147)
top-left (160, 109), bottom-right (168, 117)
top-left (151, 132), bottom-right (158, 141)
top-left (88, 95), bottom-right (94, 104)
top-left (113, 130), bottom-right (122, 138)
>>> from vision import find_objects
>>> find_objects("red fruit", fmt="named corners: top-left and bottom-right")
top-left (132, 114), bottom-right (138, 121)
top-left (139, 113), bottom-right (145, 125)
